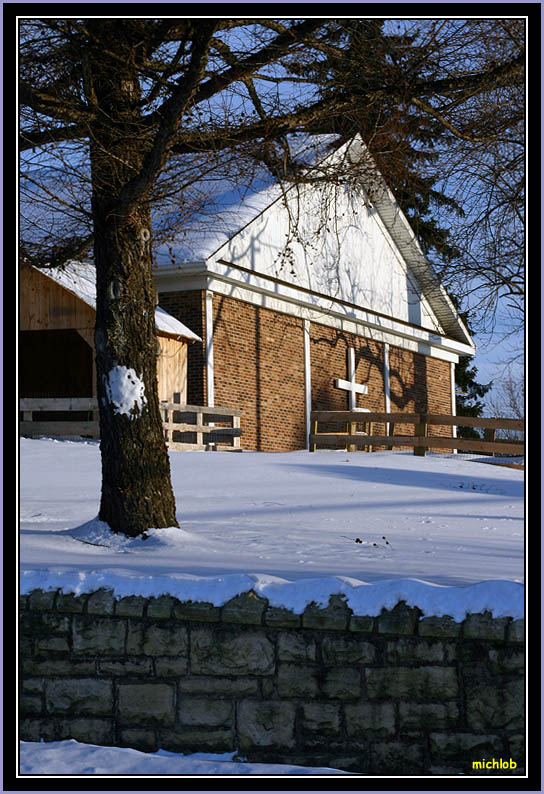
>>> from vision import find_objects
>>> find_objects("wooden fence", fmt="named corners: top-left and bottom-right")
top-left (160, 402), bottom-right (242, 451)
top-left (20, 398), bottom-right (100, 438)
top-left (20, 398), bottom-right (242, 451)
top-left (309, 411), bottom-right (525, 457)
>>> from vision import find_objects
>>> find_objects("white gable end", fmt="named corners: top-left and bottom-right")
top-left (211, 177), bottom-right (444, 335)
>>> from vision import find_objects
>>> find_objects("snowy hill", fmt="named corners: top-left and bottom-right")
top-left (19, 438), bottom-right (524, 620)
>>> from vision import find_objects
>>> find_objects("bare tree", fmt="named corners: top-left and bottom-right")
top-left (19, 16), bottom-right (526, 537)
top-left (293, 18), bottom-right (525, 335)
top-left (486, 371), bottom-right (525, 441)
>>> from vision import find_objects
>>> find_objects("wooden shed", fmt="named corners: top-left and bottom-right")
top-left (19, 262), bottom-right (201, 407)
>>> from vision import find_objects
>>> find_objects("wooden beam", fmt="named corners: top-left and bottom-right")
top-left (310, 410), bottom-right (524, 431)
top-left (160, 402), bottom-right (243, 417)
top-left (20, 421), bottom-right (100, 438)
top-left (163, 423), bottom-right (242, 436)
top-left (309, 434), bottom-right (524, 455)
top-left (20, 397), bottom-right (99, 411)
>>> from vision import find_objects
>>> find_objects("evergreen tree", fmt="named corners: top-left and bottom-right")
top-left (450, 298), bottom-right (492, 439)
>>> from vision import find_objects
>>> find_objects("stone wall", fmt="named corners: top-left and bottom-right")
top-left (19, 589), bottom-right (525, 775)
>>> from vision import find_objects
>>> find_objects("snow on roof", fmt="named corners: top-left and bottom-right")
top-left (154, 135), bottom-right (473, 349)
top-left (36, 261), bottom-right (201, 342)
top-left (153, 134), bottom-right (340, 264)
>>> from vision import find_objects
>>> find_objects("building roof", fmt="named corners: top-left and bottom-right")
top-left (35, 262), bottom-right (201, 342)
top-left (155, 136), bottom-right (474, 351)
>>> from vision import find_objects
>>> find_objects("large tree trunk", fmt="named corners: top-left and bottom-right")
top-left (88, 26), bottom-right (178, 536)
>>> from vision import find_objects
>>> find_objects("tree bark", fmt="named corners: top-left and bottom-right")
top-left (88, 26), bottom-right (178, 536)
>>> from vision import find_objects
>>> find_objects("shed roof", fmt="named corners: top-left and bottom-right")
top-left (35, 262), bottom-right (201, 342)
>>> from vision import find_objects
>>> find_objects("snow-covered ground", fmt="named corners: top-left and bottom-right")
top-left (18, 437), bottom-right (525, 776)
top-left (19, 740), bottom-right (352, 776)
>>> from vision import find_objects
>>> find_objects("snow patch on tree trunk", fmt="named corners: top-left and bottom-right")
top-left (103, 366), bottom-right (147, 417)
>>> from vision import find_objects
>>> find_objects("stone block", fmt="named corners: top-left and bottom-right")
top-left (277, 664), bottom-right (319, 698)
top-left (322, 667), bottom-right (361, 700)
top-left (20, 694), bottom-right (43, 715)
top-left (190, 628), bottom-right (274, 676)
top-left (87, 589), bottom-right (115, 615)
top-left (418, 615), bottom-right (461, 638)
top-left (507, 619), bottom-right (524, 644)
top-left (146, 595), bottom-right (177, 619)
top-left (45, 678), bottom-right (113, 716)
top-left (56, 593), bottom-right (86, 613)
top-left (302, 595), bottom-right (351, 631)
top-left (301, 702), bottom-right (341, 735)
top-left (72, 616), bottom-right (126, 655)
top-left (221, 591), bottom-right (267, 625)
top-left (126, 620), bottom-right (188, 656)
top-left (19, 718), bottom-right (57, 743)
top-left (22, 611), bottom-right (67, 640)
top-left (321, 636), bottom-right (375, 665)
top-left (429, 732), bottom-right (503, 761)
top-left (365, 666), bottom-right (458, 701)
top-left (264, 606), bottom-right (301, 628)
top-left (27, 589), bottom-right (57, 611)
top-left (377, 602), bottom-right (420, 635)
top-left (21, 678), bottom-right (43, 694)
top-left (161, 727), bottom-right (234, 752)
top-left (370, 741), bottom-right (424, 774)
top-left (119, 728), bottom-right (158, 752)
top-left (173, 600), bottom-right (221, 622)
top-left (277, 632), bottom-right (316, 662)
top-left (35, 636), bottom-right (70, 653)
top-left (23, 658), bottom-right (96, 676)
top-left (508, 733), bottom-right (525, 762)
top-left (345, 701), bottom-right (396, 739)
top-left (60, 718), bottom-right (113, 745)
top-left (488, 648), bottom-right (525, 675)
top-left (398, 701), bottom-right (459, 732)
top-left (98, 659), bottom-right (153, 676)
top-left (114, 596), bottom-right (147, 617)
top-left (155, 657), bottom-right (189, 677)
top-left (386, 638), bottom-right (444, 664)
top-left (463, 612), bottom-right (509, 641)
top-left (349, 615), bottom-right (375, 634)
top-left (177, 677), bottom-right (258, 696)
top-left (465, 679), bottom-right (524, 732)
top-left (237, 701), bottom-right (296, 749)
top-left (117, 683), bottom-right (175, 726)
top-left (178, 697), bottom-right (234, 727)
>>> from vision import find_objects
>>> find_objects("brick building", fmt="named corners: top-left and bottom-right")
top-left (155, 137), bottom-right (475, 452)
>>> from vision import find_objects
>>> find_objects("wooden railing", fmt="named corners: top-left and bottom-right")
top-left (20, 398), bottom-right (243, 451)
top-left (20, 398), bottom-right (100, 439)
top-left (160, 402), bottom-right (242, 451)
top-left (309, 411), bottom-right (525, 457)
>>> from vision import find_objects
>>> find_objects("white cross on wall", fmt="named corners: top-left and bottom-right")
top-left (334, 348), bottom-right (370, 412)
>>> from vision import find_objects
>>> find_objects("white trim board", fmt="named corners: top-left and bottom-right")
top-left (203, 276), bottom-right (469, 363)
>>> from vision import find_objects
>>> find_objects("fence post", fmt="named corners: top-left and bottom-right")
top-left (310, 418), bottom-right (318, 452)
top-left (163, 405), bottom-right (170, 444)
top-left (414, 416), bottom-right (428, 457)
top-left (484, 428), bottom-right (496, 457)
top-left (346, 420), bottom-right (357, 453)
top-left (365, 421), bottom-right (373, 453)
top-left (196, 412), bottom-right (203, 447)
top-left (233, 415), bottom-right (240, 449)
top-left (386, 422), bottom-right (395, 451)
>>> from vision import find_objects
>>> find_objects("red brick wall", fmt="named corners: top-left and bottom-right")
top-left (389, 346), bottom-right (451, 446)
top-left (159, 291), bottom-right (206, 405)
top-left (212, 295), bottom-right (306, 451)
top-left (310, 324), bottom-right (387, 440)
top-left (159, 288), bottom-right (453, 453)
